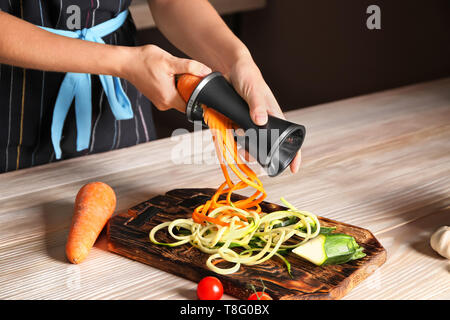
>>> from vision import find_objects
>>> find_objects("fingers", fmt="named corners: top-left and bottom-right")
top-left (128, 45), bottom-right (212, 113)
top-left (170, 92), bottom-right (189, 113)
top-left (160, 57), bottom-right (211, 112)
top-left (246, 83), bottom-right (285, 125)
top-left (262, 90), bottom-right (284, 119)
top-left (247, 92), bottom-right (269, 126)
top-left (168, 58), bottom-right (211, 112)
top-left (171, 57), bottom-right (212, 77)
top-left (289, 151), bottom-right (302, 174)
top-left (267, 101), bottom-right (285, 119)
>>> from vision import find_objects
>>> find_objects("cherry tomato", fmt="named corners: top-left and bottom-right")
top-left (248, 292), bottom-right (273, 300)
top-left (197, 276), bottom-right (224, 300)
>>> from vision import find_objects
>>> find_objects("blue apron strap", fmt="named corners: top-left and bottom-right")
top-left (74, 74), bottom-right (93, 152)
top-left (40, 10), bottom-right (133, 159)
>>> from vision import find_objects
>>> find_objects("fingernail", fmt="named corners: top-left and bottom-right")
top-left (202, 67), bottom-right (212, 75)
top-left (255, 114), bottom-right (268, 125)
top-left (292, 158), bottom-right (301, 174)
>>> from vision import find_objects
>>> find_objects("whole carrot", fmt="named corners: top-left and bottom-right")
top-left (66, 182), bottom-right (116, 264)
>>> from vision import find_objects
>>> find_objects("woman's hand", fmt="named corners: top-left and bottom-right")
top-left (121, 44), bottom-right (211, 112)
top-left (226, 54), bottom-right (302, 174)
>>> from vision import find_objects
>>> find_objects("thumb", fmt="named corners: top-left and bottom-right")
top-left (247, 93), bottom-right (268, 126)
top-left (171, 57), bottom-right (211, 77)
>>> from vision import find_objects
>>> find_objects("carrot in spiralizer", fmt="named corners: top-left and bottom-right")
top-left (66, 182), bottom-right (117, 264)
top-left (176, 73), bottom-right (202, 102)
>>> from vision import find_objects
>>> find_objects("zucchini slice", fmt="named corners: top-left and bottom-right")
top-left (292, 233), bottom-right (366, 266)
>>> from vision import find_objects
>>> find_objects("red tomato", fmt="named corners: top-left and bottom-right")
top-left (248, 292), bottom-right (273, 300)
top-left (197, 276), bottom-right (224, 300)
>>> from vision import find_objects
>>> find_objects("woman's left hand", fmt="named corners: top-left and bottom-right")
top-left (225, 55), bottom-right (302, 174)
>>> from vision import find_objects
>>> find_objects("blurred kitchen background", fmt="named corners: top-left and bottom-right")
top-left (131, 0), bottom-right (450, 139)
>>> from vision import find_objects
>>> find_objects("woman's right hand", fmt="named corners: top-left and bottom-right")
top-left (120, 44), bottom-right (211, 112)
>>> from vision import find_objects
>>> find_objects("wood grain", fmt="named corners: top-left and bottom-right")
top-left (107, 188), bottom-right (386, 300)
top-left (0, 78), bottom-right (448, 299)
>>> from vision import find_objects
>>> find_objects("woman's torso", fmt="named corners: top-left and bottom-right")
top-left (0, 0), bottom-right (157, 173)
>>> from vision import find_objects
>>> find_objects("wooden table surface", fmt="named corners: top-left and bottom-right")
top-left (1, 78), bottom-right (449, 300)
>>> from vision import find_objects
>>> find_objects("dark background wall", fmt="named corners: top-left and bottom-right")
top-left (136, 0), bottom-right (450, 139)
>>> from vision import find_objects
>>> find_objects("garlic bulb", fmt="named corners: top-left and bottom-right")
top-left (430, 226), bottom-right (450, 259)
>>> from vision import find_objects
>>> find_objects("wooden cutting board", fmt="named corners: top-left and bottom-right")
top-left (107, 188), bottom-right (386, 300)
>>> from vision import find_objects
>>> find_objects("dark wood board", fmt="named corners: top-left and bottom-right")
top-left (107, 188), bottom-right (387, 300)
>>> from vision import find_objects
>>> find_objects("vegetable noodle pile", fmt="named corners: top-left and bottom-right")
top-left (149, 106), bottom-right (320, 275)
